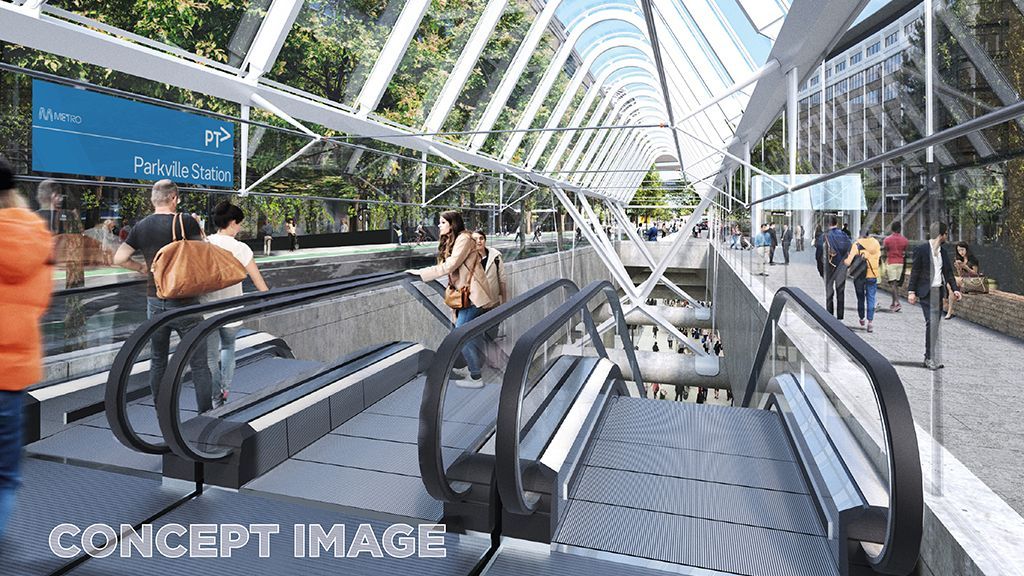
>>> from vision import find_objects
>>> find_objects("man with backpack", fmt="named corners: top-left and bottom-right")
top-left (822, 217), bottom-right (852, 320)
top-left (844, 229), bottom-right (881, 332)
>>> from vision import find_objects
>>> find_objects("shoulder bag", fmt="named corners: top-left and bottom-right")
top-left (444, 255), bottom-right (473, 309)
top-left (151, 213), bottom-right (247, 299)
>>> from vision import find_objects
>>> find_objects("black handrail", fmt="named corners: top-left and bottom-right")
top-left (157, 272), bottom-right (414, 462)
top-left (742, 287), bottom-right (922, 576)
top-left (495, 280), bottom-right (643, 516)
top-left (418, 278), bottom-right (580, 504)
top-left (105, 271), bottom-right (398, 455)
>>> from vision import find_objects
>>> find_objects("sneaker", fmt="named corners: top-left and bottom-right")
top-left (214, 390), bottom-right (228, 408)
top-left (923, 359), bottom-right (944, 370)
top-left (859, 319), bottom-right (865, 327)
top-left (455, 374), bottom-right (484, 389)
top-left (866, 321), bottom-right (873, 333)
top-left (449, 368), bottom-right (470, 380)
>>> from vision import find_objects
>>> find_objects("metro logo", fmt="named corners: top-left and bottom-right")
top-left (37, 107), bottom-right (83, 125)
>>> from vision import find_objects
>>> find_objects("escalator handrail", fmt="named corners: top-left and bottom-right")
top-left (105, 271), bottom-right (398, 455)
top-left (418, 278), bottom-right (580, 504)
top-left (495, 280), bottom-right (643, 516)
top-left (157, 272), bottom-right (415, 463)
top-left (742, 286), bottom-right (922, 576)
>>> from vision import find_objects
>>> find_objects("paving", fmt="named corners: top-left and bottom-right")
top-left (717, 240), bottom-right (1024, 516)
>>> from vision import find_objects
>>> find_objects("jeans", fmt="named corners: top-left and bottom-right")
top-left (0, 391), bottom-right (23, 539)
top-left (854, 277), bottom-right (878, 321)
top-left (207, 325), bottom-right (241, 398)
top-left (455, 305), bottom-right (485, 378)
top-left (825, 264), bottom-right (848, 320)
top-left (147, 297), bottom-right (214, 413)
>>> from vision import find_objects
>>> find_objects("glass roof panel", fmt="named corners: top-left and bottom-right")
top-left (555, 0), bottom-right (638, 29)
top-left (267, 0), bottom-right (408, 108)
top-left (374, 0), bottom-right (488, 127)
top-left (480, 28), bottom-right (560, 157)
top-left (48, 0), bottom-right (273, 67)
top-left (439, 0), bottom-right (538, 145)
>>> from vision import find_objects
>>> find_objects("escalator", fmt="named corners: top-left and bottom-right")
top-left (6, 277), bottom-right (923, 576)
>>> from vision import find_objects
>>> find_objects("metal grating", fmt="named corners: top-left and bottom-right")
top-left (292, 434), bottom-right (462, 478)
top-left (26, 423), bottom-right (164, 474)
top-left (485, 540), bottom-right (689, 576)
top-left (584, 438), bottom-right (809, 493)
top-left (67, 486), bottom-right (491, 575)
top-left (594, 397), bottom-right (797, 462)
top-left (242, 459), bottom-right (445, 521)
top-left (569, 466), bottom-right (824, 536)
top-left (5, 459), bottom-right (190, 576)
top-left (555, 500), bottom-right (839, 576)
top-left (332, 411), bottom-right (489, 451)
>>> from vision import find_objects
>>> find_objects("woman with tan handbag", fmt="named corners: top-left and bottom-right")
top-left (408, 210), bottom-right (495, 387)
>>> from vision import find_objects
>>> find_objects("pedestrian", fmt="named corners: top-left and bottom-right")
top-left (408, 210), bottom-right (495, 386)
top-left (262, 221), bottom-right (274, 256)
top-left (768, 223), bottom-right (778, 265)
top-left (882, 221), bottom-right (908, 312)
top-left (844, 229), bottom-right (881, 332)
top-left (202, 201), bottom-right (270, 406)
top-left (394, 223), bottom-right (403, 246)
top-left (944, 241), bottom-right (981, 319)
top-left (753, 224), bottom-right (771, 276)
top-left (473, 230), bottom-right (508, 367)
top-left (795, 224), bottom-right (805, 252)
top-left (822, 216), bottom-right (852, 320)
top-left (112, 179), bottom-right (215, 412)
top-left (907, 222), bottom-right (961, 370)
top-left (533, 226), bottom-right (542, 242)
top-left (652, 342), bottom-right (660, 353)
top-left (781, 224), bottom-right (793, 265)
top-left (285, 217), bottom-right (297, 251)
top-left (0, 158), bottom-right (53, 538)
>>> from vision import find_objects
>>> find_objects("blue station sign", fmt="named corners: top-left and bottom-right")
top-left (31, 79), bottom-right (235, 187)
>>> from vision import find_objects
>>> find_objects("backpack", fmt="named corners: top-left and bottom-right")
top-left (848, 242), bottom-right (874, 280)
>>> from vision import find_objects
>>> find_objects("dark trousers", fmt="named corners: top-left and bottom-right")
top-left (769, 244), bottom-right (777, 263)
top-left (919, 292), bottom-right (944, 360)
top-left (288, 233), bottom-right (297, 251)
top-left (782, 242), bottom-right (791, 264)
top-left (0, 391), bottom-right (24, 538)
top-left (147, 297), bottom-right (214, 413)
top-left (825, 264), bottom-right (847, 320)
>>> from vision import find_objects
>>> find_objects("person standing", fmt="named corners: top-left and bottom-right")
top-left (781, 224), bottom-right (793, 265)
top-left (767, 223), bottom-right (778, 265)
top-left (753, 224), bottom-right (771, 276)
top-left (262, 221), bottom-right (274, 256)
top-left (202, 201), bottom-right (270, 406)
top-left (112, 180), bottom-right (215, 412)
top-left (822, 217), bottom-right (852, 320)
top-left (882, 221), bottom-right (909, 312)
top-left (409, 211), bottom-right (495, 386)
top-left (844, 229), bottom-right (882, 332)
top-left (473, 231), bottom-right (507, 309)
top-left (0, 159), bottom-right (53, 539)
top-left (285, 218), bottom-right (297, 251)
top-left (795, 224), bottom-right (804, 252)
top-left (908, 222), bottom-right (961, 370)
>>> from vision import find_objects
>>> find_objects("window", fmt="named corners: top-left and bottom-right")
top-left (851, 73), bottom-right (864, 89)
top-left (867, 41), bottom-right (881, 57)
top-left (904, 22), bottom-right (915, 38)
top-left (865, 64), bottom-right (881, 82)
top-left (826, 67), bottom-right (833, 79)
top-left (850, 52), bottom-right (862, 66)
top-left (810, 75), bottom-right (820, 86)
top-left (884, 83), bottom-right (898, 101)
top-left (867, 89), bottom-right (880, 104)
top-left (885, 31), bottom-right (899, 47)
top-left (835, 61), bottom-right (846, 74)
top-left (883, 53), bottom-right (903, 74)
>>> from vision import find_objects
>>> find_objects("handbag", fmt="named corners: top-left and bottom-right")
top-left (151, 214), bottom-right (246, 299)
top-left (444, 282), bottom-right (471, 310)
top-left (957, 275), bottom-right (988, 294)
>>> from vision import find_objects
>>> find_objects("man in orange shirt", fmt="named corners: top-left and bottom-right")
top-left (0, 158), bottom-right (53, 538)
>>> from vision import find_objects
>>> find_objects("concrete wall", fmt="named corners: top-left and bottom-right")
top-left (616, 240), bottom-right (709, 270)
top-left (247, 247), bottom-right (611, 363)
top-left (713, 252), bottom-right (768, 399)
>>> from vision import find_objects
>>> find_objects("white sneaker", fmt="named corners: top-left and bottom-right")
top-left (449, 368), bottom-right (470, 380)
top-left (454, 376), bottom-right (484, 389)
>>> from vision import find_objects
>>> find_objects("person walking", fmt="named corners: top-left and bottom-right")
top-left (285, 217), bottom-right (297, 251)
top-left (112, 179), bottom-right (215, 412)
top-left (473, 231), bottom-right (507, 309)
top-left (767, 223), bottom-right (778, 265)
top-left (409, 211), bottom-right (496, 386)
top-left (781, 224), bottom-right (793, 265)
top-left (822, 217), bottom-right (852, 320)
top-left (202, 201), bottom-right (270, 406)
top-left (795, 224), bottom-right (805, 252)
top-left (813, 224), bottom-right (825, 278)
top-left (907, 222), bottom-right (961, 370)
top-left (882, 221), bottom-right (908, 312)
top-left (844, 229), bottom-right (881, 332)
top-left (0, 159), bottom-right (53, 539)
top-left (261, 221), bottom-right (274, 256)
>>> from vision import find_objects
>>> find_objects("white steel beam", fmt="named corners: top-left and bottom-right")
top-left (353, 0), bottom-right (431, 117)
top-left (240, 0), bottom-right (305, 80)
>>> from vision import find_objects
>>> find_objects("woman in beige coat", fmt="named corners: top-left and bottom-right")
top-left (409, 210), bottom-right (495, 384)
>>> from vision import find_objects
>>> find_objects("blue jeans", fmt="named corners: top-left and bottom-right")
top-left (855, 277), bottom-right (878, 321)
top-left (455, 305), bottom-right (485, 378)
top-left (0, 391), bottom-right (24, 539)
top-left (207, 325), bottom-right (240, 398)
top-left (147, 297), bottom-right (214, 413)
